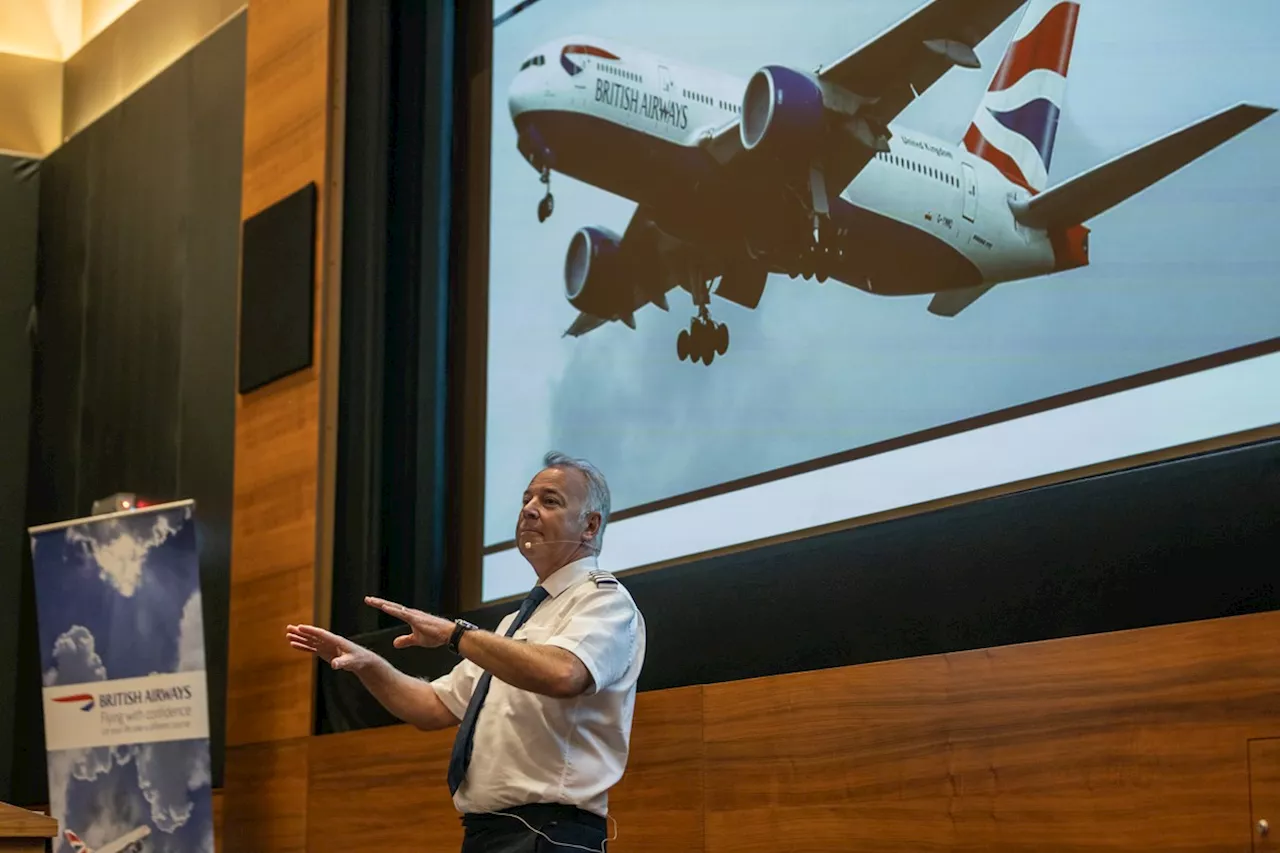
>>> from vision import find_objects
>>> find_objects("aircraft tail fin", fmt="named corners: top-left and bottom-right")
top-left (964, 0), bottom-right (1081, 193)
top-left (1011, 103), bottom-right (1276, 230)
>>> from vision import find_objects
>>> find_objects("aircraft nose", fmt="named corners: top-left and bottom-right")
top-left (508, 71), bottom-right (537, 122)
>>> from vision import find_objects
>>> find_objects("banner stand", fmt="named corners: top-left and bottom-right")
top-left (29, 500), bottom-right (216, 853)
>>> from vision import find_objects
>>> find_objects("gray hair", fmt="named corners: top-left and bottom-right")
top-left (542, 451), bottom-right (611, 548)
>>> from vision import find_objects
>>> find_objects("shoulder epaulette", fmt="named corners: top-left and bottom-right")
top-left (587, 570), bottom-right (618, 588)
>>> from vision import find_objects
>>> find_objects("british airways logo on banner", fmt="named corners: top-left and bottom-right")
top-left (560, 43), bottom-right (619, 76)
top-left (53, 693), bottom-right (95, 711)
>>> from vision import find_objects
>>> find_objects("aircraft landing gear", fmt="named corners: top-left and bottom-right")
top-left (789, 215), bottom-right (845, 283)
top-left (677, 307), bottom-right (729, 365)
top-left (537, 164), bottom-right (554, 222)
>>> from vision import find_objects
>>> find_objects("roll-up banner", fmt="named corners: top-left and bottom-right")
top-left (29, 500), bottom-right (215, 853)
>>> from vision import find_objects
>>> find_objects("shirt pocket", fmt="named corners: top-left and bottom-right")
top-left (515, 623), bottom-right (554, 645)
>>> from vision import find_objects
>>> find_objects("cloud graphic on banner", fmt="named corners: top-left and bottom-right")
top-left (47, 745), bottom-right (141, 853)
top-left (68, 744), bottom-right (136, 786)
top-left (69, 748), bottom-right (115, 783)
top-left (46, 750), bottom-right (75, 841)
top-left (176, 591), bottom-right (205, 672)
top-left (73, 771), bottom-right (149, 853)
top-left (135, 740), bottom-right (207, 832)
top-left (44, 625), bottom-right (107, 687)
top-left (65, 512), bottom-right (180, 597)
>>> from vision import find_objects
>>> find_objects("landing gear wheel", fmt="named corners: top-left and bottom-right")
top-left (714, 322), bottom-right (729, 355)
top-left (676, 316), bottom-right (731, 364)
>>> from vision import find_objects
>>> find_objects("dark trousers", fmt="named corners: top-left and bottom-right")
top-left (460, 803), bottom-right (607, 853)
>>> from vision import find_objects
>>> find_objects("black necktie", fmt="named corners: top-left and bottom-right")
top-left (447, 585), bottom-right (550, 795)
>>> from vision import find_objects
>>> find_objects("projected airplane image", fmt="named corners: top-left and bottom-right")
top-left (63, 826), bottom-right (150, 853)
top-left (506, 0), bottom-right (1274, 364)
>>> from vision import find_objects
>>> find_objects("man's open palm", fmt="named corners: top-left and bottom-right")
top-left (286, 624), bottom-right (372, 672)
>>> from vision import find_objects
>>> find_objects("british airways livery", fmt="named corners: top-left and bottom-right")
top-left (506, 0), bottom-right (1274, 364)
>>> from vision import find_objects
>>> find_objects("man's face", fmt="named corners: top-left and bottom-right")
top-left (516, 466), bottom-right (599, 571)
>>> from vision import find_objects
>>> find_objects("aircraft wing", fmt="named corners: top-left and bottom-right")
top-left (95, 826), bottom-right (151, 853)
top-left (811, 0), bottom-right (1027, 123)
top-left (705, 0), bottom-right (1027, 184)
top-left (562, 207), bottom-right (715, 338)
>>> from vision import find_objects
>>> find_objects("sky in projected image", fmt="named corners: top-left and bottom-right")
top-left (484, 0), bottom-right (1280, 544)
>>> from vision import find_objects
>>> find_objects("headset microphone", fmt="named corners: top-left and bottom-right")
top-left (521, 539), bottom-right (600, 553)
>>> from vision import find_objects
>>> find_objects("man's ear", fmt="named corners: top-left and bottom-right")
top-left (583, 511), bottom-right (602, 542)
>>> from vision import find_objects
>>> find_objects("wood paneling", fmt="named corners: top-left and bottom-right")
top-left (305, 687), bottom-right (704, 853)
top-left (290, 612), bottom-right (1279, 852)
top-left (239, 0), bottom-right (329, 221)
top-left (1252, 739), bottom-right (1280, 853)
top-left (223, 739), bottom-right (309, 853)
top-left (704, 651), bottom-right (955, 851)
top-left (223, 0), bottom-right (337, 849)
top-left (609, 686), bottom-right (705, 852)
top-left (0, 802), bottom-right (56, 838)
top-left (704, 610), bottom-right (1280, 853)
top-left (222, 0), bottom-right (340, 849)
top-left (307, 723), bottom-right (462, 853)
top-left (212, 789), bottom-right (224, 852)
top-left (226, 0), bottom-right (333, 749)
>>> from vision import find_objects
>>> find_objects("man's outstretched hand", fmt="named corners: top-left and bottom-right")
top-left (286, 624), bottom-right (377, 672)
top-left (363, 596), bottom-right (454, 649)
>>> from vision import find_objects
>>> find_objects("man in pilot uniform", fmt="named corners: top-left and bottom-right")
top-left (287, 452), bottom-right (645, 852)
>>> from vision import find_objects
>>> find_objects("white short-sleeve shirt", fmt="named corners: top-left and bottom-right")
top-left (430, 557), bottom-right (646, 818)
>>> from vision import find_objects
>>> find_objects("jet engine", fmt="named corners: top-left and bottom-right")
top-left (563, 226), bottom-right (628, 318)
top-left (740, 65), bottom-right (825, 156)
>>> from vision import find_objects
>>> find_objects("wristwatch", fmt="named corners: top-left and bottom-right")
top-left (448, 619), bottom-right (478, 655)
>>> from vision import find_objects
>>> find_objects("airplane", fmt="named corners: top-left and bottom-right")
top-left (505, 0), bottom-right (1275, 364)
top-left (64, 826), bottom-right (150, 853)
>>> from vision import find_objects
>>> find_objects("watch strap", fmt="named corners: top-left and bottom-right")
top-left (447, 620), bottom-right (474, 655)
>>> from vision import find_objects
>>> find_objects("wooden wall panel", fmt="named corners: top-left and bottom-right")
top-left (1250, 739), bottom-right (1280, 853)
top-left (608, 686), bottom-right (706, 852)
top-left (704, 610), bottom-right (1280, 853)
top-left (225, 0), bottom-right (332, 750)
top-left (212, 789), bottom-right (224, 851)
top-left (704, 652), bottom-right (956, 851)
top-left (305, 688), bottom-right (705, 853)
top-left (239, 0), bottom-right (330, 221)
top-left (223, 739), bottom-right (310, 853)
top-left (223, 0), bottom-right (338, 849)
top-left (307, 724), bottom-right (462, 853)
top-left (292, 612), bottom-right (1278, 852)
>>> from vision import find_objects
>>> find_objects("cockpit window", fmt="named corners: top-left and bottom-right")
top-left (519, 55), bottom-right (546, 71)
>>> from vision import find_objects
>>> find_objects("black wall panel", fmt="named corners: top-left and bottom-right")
top-left (13, 13), bottom-right (246, 804)
top-left (320, 437), bottom-right (1280, 732)
top-left (0, 155), bottom-right (40, 802)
